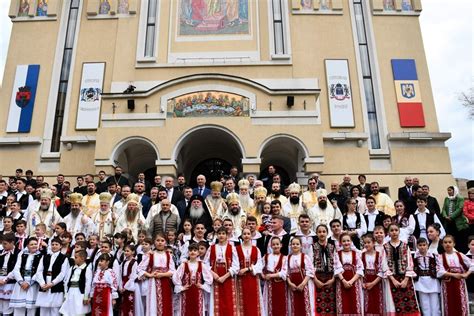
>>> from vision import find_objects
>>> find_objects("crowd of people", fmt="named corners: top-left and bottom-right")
top-left (0, 166), bottom-right (473, 316)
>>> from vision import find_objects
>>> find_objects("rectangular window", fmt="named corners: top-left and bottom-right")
top-left (353, 0), bottom-right (381, 149)
top-left (271, 0), bottom-right (286, 55)
top-left (51, 0), bottom-right (80, 152)
top-left (144, 0), bottom-right (157, 57)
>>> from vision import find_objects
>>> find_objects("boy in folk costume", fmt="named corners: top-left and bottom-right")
top-left (173, 243), bottom-right (213, 316)
top-left (91, 254), bottom-right (118, 316)
top-left (413, 237), bottom-right (441, 316)
top-left (34, 237), bottom-right (70, 316)
top-left (437, 235), bottom-right (471, 316)
top-left (59, 250), bottom-right (92, 316)
top-left (10, 237), bottom-right (43, 316)
top-left (137, 233), bottom-right (175, 316)
top-left (204, 226), bottom-right (240, 316)
top-left (117, 244), bottom-right (143, 316)
top-left (0, 233), bottom-right (19, 315)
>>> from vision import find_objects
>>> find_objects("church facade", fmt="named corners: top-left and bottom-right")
top-left (0, 0), bottom-right (453, 196)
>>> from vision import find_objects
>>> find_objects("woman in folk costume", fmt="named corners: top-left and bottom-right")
top-left (384, 223), bottom-right (420, 316)
top-left (10, 237), bottom-right (43, 316)
top-left (287, 236), bottom-right (315, 316)
top-left (312, 224), bottom-right (337, 316)
top-left (34, 237), bottom-right (70, 316)
top-left (172, 243), bottom-right (213, 316)
top-left (334, 232), bottom-right (364, 315)
top-left (262, 236), bottom-right (288, 316)
top-left (361, 233), bottom-right (386, 316)
top-left (204, 226), bottom-right (240, 316)
top-left (437, 234), bottom-right (471, 316)
top-left (137, 233), bottom-right (175, 316)
top-left (91, 254), bottom-right (118, 316)
top-left (236, 227), bottom-right (264, 316)
top-left (117, 244), bottom-right (143, 316)
top-left (59, 250), bottom-right (92, 316)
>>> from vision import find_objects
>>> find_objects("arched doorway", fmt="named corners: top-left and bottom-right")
top-left (258, 135), bottom-right (308, 185)
top-left (174, 126), bottom-right (245, 185)
top-left (112, 137), bottom-right (158, 185)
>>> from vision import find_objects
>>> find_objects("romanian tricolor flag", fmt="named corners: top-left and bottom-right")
top-left (391, 59), bottom-right (425, 127)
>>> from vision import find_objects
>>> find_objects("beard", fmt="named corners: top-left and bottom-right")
top-left (190, 206), bottom-right (205, 219)
top-left (209, 196), bottom-right (222, 211)
top-left (40, 203), bottom-right (49, 211)
top-left (318, 200), bottom-right (327, 209)
top-left (239, 194), bottom-right (252, 210)
top-left (271, 190), bottom-right (280, 197)
top-left (230, 207), bottom-right (240, 216)
top-left (290, 196), bottom-right (299, 205)
top-left (126, 208), bottom-right (138, 222)
top-left (71, 207), bottom-right (80, 217)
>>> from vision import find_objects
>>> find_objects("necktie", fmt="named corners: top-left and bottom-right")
top-left (199, 188), bottom-right (203, 196)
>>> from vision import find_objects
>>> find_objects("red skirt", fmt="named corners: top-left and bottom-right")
top-left (442, 275), bottom-right (469, 316)
top-left (154, 278), bottom-right (173, 316)
top-left (213, 264), bottom-right (237, 316)
top-left (289, 271), bottom-right (311, 316)
top-left (266, 278), bottom-right (287, 316)
top-left (315, 272), bottom-right (336, 316)
top-left (120, 290), bottom-right (134, 316)
top-left (364, 272), bottom-right (383, 316)
top-left (336, 269), bottom-right (361, 315)
top-left (237, 272), bottom-right (261, 316)
top-left (182, 284), bottom-right (204, 316)
top-left (92, 284), bottom-right (111, 316)
top-left (389, 275), bottom-right (420, 316)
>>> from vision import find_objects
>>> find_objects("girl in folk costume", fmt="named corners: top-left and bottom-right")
top-left (10, 237), bottom-right (43, 316)
top-left (313, 224), bottom-right (337, 316)
top-left (334, 233), bottom-right (364, 316)
top-left (172, 243), bottom-right (213, 316)
top-left (86, 234), bottom-right (100, 263)
top-left (413, 238), bottom-right (441, 316)
top-left (361, 234), bottom-right (386, 316)
top-left (373, 225), bottom-right (387, 253)
top-left (384, 224), bottom-right (420, 316)
top-left (117, 244), bottom-right (143, 316)
top-left (137, 233), bottom-right (175, 316)
top-left (59, 250), bottom-right (92, 316)
top-left (91, 254), bottom-right (119, 316)
top-left (236, 227), bottom-right (264, 316)
top-left (204, 227), bottom-right (240, 316)
top-left (437, 235), bottom-right (472, 316)
top-left (287, 237), bottom-right (315, 316)
top-left (0, 233), bottom-right (19, 315)
top-left (262, 236), bottom-right (288, 316)
top-left (34, 237), bottom-right (70, 316)
top-left (136, 237), bottom-right (152, 314)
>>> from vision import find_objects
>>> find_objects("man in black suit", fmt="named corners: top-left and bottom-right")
top-left (176, 186), bottom-right (193, 220)
top-left (422, 184), bottom-right (441, 217)
top-left (15, 178), bottom-right (32, 211)
top-left (95, 170), bottom-right (108, 194)
top-left (176, 173), bottom-right (187, 193)
top-left (193, 174), bottom-right (211, 198)
top-left (134, 182), bottom-right (151, 218)
top-left (270, 200), bottom-right (291, 234)
top-left (262, 215), bottom-right (290, 255)
top-left (398, 176), bottom-right (413, 202)
top-left (0, 180), bottom-right (8, 209)
top-left (164, 176), bottom-right (184, 206)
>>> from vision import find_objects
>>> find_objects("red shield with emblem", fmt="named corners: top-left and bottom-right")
top-left (16, 86), bottom-right (31, 108)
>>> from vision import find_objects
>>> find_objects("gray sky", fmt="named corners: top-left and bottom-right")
top-left (0, 0), bottom-right (472, 179)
